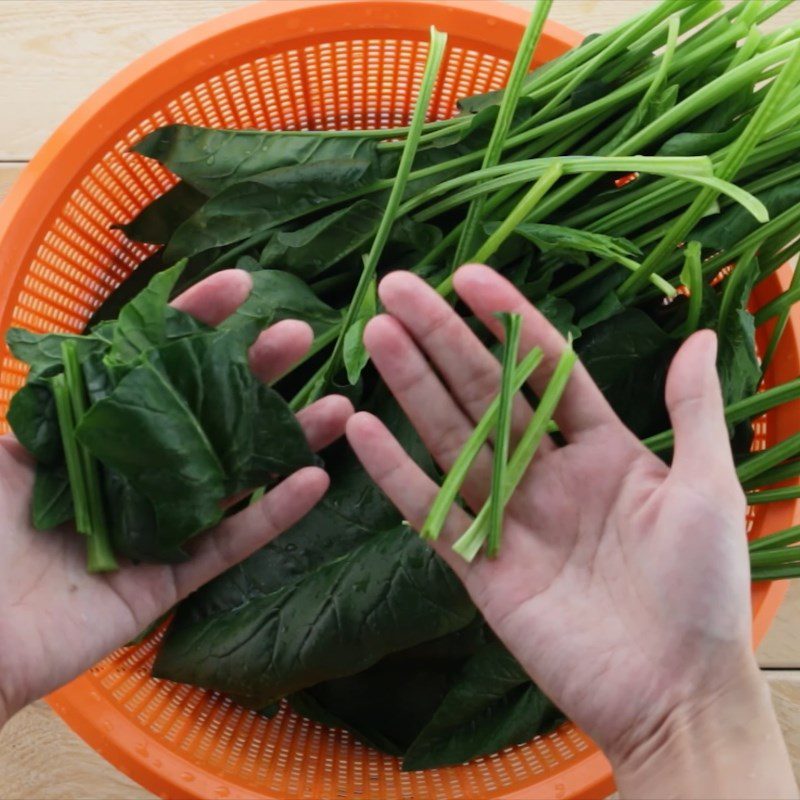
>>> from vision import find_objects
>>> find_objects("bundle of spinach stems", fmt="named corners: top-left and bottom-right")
top-left (8, 0), bottom-right (800, 770)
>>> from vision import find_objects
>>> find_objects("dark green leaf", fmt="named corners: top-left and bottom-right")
top-left (170, 386), bottom-right (432, 624)
top-left (7, 381), bottom-right (61, 464)
top-left (164, 159), bottom-right (381, 262)
top-left (222, 270), bottom-right (340, 336)
top-left (656, 119), bottom-right (748, 158)
top-left (76, 358), bottom-right (227, 553)
top-left (692, 179), bottom-right (800, 251)
top-left (6, 329), bottom-right (106, 381)
top-left (156, 324), bottom-right (315, 495)
top-left (511, 222), bottom-right (641, 266)
top-left (258, 201), bottom-right (383, 279)
top-left (576, 308), bottom-right (676, 437)
top-left (403, 642), bottom-right (562, 770)
top-left (290, 657), bottom-right (461, 756)
top-left (113, 182), bottom-right (207, 245)
top-left (133, 124), bottom-right (378, 195)
top-left (154, 527), bottom-right (476, 708)
top-left (32, 462), bottom-right (73, 530)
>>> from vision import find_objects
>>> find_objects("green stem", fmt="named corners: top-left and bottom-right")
top-left (51, 374), bottom-right (91, 535)
top-left (743, 459), bottom-right (800, 491)
top-left (682, 241), bottom-right (703, 335)
top-left (451, 0), bottom-right (553, 268)
top-left (453, 344), bottom-right (576, 561)
top-left (309, 27), bottom-right (448, 402)
top-left (619, 43), bottom-right (800, 297)
top-left (749, 546), bottom-right (800, 568)
top-left (751, 564), bottom-right (800, 581)
top-left (62, 341), bottom-right (117, 572)
top-left (488, 314), bottom-right (523, 558)
top-left (643, 376), bottom-right (800, 453)
top-left (747, 485), bottom-right (800, 505)
top-left (749, 523), bottom-right (800, 552)
top-left (737, 431), bottom-right (800, 485)
top-left (420, 346), bottom-right (543, 541)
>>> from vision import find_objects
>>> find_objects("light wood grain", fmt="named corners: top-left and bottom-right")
top-left (0, 702), bottom-right (151, 800)
top-left (2, 0), bottom-right (800, 797)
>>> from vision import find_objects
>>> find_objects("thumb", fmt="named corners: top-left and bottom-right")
top-left (665, 330), bottom-right (737, 488)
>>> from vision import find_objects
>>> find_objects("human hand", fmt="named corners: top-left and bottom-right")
top-left (0, 269), bottom-right (352, 727)
top-left (346, 264), bottom-right (796, 798)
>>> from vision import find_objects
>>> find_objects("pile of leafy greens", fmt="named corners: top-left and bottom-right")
top-left (9, 0), bottom-right (800, 771)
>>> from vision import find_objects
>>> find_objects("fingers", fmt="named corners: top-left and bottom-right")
top-left (297, 394), bottom-right (354, 452)
top-left (170, 269), bottom-right (253, 325)
top-left (346, 412), bottom-right (473, 580)
top-left (173, 466), bottom-right (329, 597)
top-left (665, 330), bottom-right (738, 489)
top-left (249, 320), bottom-right (313, 383)
top-left (378, 271), bottom-right (538, 444)
top-left (453, 263), bottom-right (621, 441)
top-left (363, 314), bottom-right (495, 509)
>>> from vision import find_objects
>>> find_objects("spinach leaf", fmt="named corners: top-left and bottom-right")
top-left (290, 657), bottom-right (461, 756)
top-left (222, 270), bottom-right (340, 336)
top-left (168, 386), bottom-right (432, 624)
top-left (113, 182), bottom-right (207, 245)
top-left (536, 295), bottom-right (579, 338)
top-left (76, 358), bottom-right (228, 554)
top-left (656, 118), bottom-right (748, 158)
top-left (510, 222), bottom-right (641, 268)
top-left (164, 159), bottom-right (381, 262)
top-left (576, 308), bottom-right (676, 437)
top-left (108, 261), bottom-right (191, 363)
top-left (258, 201), bottom-right (383, 279)
top-left (32, 462), bottom-right (73, 530)
top-left (402, 642), bottom-right (562, 770)
top-left (692, 179), bottom-right (800, 251)
top-left (133, 125), bottom-right (378, 195)
top-left (155, 527), bottom-right (476, 707)
top-left (156, 324), bottom-right (316, 495)
top-left (7, 381), bottom-right (61, 464)
top-left (7, 329), bottom-right (106, 381)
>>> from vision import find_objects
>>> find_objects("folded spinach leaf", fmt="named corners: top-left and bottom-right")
top-left (164, 159), bottom-right (382, 262)
top-left (402, 642), bottom-right (562, 771)
top-left (154, 527), bottom-right (476, 707)
top-left (133, 125), bottom-right (379, 195)
top-left (169, 384), bottom-right (431, 621)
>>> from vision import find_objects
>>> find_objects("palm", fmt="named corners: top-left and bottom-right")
top-left (347, 265), bottom-right (752, 759)
top-left (0, 271), bottom-right (351, 723)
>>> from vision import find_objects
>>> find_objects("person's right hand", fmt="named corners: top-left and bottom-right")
top-left (346, 264), bottom-right (797, 799)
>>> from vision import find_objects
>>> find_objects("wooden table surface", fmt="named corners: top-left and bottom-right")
top-left (1, 1), bottom-right (800, 797)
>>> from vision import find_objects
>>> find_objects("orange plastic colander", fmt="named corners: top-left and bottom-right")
top-left (0, 1), bottom-right (797, 798)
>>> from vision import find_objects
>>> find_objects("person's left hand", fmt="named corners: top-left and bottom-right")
top-left (0, 269), bottom-right (352, 726)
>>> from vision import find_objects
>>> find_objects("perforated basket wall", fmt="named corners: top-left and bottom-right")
top-left (0, 2), bottom-right (797, 799)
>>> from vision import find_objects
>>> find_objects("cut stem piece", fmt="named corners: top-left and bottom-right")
top-left (62, 341), bottom-right (118, 572)
top-left (453, 342), bottom-right (576, 561)
top-left (488, 314), bottom-right (523, 558)
top-left (51, 373), bottom-right (91, 535)
top-left (420, 345), bottom-right (544, 541)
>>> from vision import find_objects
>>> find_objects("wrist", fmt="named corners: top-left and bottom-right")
top-left (612, 658), bottom-right (797, 799)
